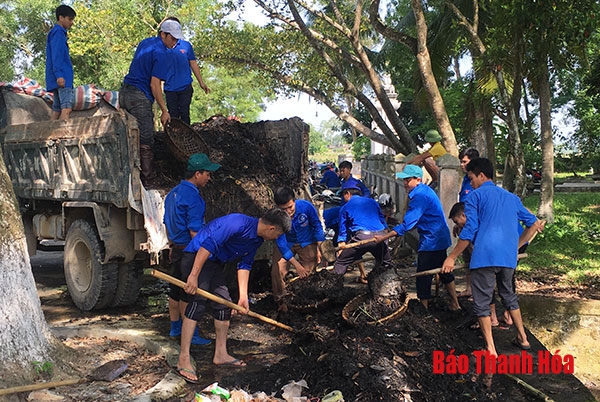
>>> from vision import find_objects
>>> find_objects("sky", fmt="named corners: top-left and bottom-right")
top-left (260, 94), bottom-right (336, 127)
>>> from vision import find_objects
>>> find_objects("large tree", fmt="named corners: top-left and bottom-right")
top-left (0, 151), bottom-right (57, 381)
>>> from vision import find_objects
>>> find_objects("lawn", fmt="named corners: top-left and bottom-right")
top-left (519, 193), bottom-right (600, 287)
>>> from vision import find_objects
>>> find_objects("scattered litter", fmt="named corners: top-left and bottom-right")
top-left (201, 382), bottom-right (231, 400)
top-left (281, 379), bottom-right (308, 402)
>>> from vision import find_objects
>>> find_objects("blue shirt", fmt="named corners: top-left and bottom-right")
top-left (341, 175), bottom-right (371, 198)
top-left (45, 24), bottom-right (73, 91)
top-left (323, 206), bottom-right (341, 229)
top-left (459, 174), bottom-right (474, 202)
top-left (163, 180), bottom-right (205, 247)
top-left (338, 196), bottom-right (387, 242)
top-left (459, 181), bottom-right (537, 269)
top-left (275, 199), bottom-right (325, 260)
top-left (184, 214), bottom-right (263, 271)
top-left (320, 169), bottom-right (341, 188)
top-left (165, 40), bottom-right (196, 92)
top-left (123, 36), bottom-right (170, 102)
top-left (392, 183), bottom-right (451, 251)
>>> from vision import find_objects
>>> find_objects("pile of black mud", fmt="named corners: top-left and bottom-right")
top-left (154, 116), bottom-right (309, 220)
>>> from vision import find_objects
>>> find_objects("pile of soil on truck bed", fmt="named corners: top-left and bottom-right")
top-left (154, 116), bottom-right (309, 220)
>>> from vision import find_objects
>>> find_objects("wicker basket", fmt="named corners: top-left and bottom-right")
top-left (342, 293), bottom-right (409, 326)
top-left (164, 118), bottom-right (209, 163)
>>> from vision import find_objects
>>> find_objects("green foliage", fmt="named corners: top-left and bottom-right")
top-left (32, 360), bottom-right (54, 377)
top-left (308, 126), bottom-right (328, 155)
top-left (519, 193), bottom-right (600, 286)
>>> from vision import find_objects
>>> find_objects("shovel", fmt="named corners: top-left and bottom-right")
top-left (0, 359), bottom-right (128, 396)
top-left (150, 269), bottom-right (294, 332)
top-left (336, 237), bottom-right (378, 250)
top-left (408, 253), bottom-right (528, 278)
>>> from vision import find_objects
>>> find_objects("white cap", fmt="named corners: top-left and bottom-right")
top-left (160, 20), bottom-right (184, 40)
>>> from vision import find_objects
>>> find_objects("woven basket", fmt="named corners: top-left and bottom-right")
top-left (342, 293), bottom-right (409, 326)
top-left (164, 118), bottom-right (209, 163)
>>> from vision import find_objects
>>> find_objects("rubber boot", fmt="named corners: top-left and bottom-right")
top-left (191, 327), bottom-right (212, 346)
top-left (139, 144), bottom-right (155, 188)
top-left (169, 319), bottom-right (182, 338)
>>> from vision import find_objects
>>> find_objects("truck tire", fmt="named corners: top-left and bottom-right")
top-left (64, 219), bottom-right (118, 311)
top-left (110, 261), bottom-right (143, 307)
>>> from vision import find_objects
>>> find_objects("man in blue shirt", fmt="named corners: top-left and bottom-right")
top-left (375, 164), bottom-right (460, 311)
top-left (319, 164), bottom-right (341, 188)
top-left (161, 17), bottom-right (210, 125)
top-left (272, 187), bottom-right (325, 310)
top-left (442, 158), bottom-right (543, 356)
top-left (175, 209), bottom-right (291, 383)
top-left (164, 153), bottom-right (220, 346)
top-left (46, 5), bottom-right (76, 120)
top-left (333, 182), bottom-right (390, 276)
top-left (119, 20), bottom-right (182, 187)
top-left (458, 148), bottom-right (479, 202)
top-left (339, 160), bottom-right (370, 197)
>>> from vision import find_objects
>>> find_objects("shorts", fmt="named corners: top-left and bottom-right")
top-left (180, 252), bottom-right (232, 322)
top-left (52, 87), bottom-right (74, 112)
top-left (471, 267), bottom-right (519, 317)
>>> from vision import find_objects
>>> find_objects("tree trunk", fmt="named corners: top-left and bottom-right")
top-left (537, 59), bottom-right (555, 223)
top-left (0, 151), bottom-right (54, 366)
top-left (412, 0), bottom-right (458, 157)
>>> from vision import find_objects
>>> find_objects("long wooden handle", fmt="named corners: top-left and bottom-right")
top-left (337, 237), bottom-right (377, 250)
top-left (150, 270), bottom-right (294, 332)
top-left (0, 378), bottom-right (84, 396)
top-left (408, 253), bottom-right (528, 278)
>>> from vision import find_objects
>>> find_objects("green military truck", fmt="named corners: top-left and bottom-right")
top-left (0, 88), bottom-right (309, 312)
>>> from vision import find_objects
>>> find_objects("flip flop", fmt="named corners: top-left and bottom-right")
top-left (512, 338), bottom-right (531, 350)
top-left (173, 367), bottom-right (200, 384)
top-left (214, 358), bottom-right (246, 367)
top-left (354, 277), bottom-right (368, 284)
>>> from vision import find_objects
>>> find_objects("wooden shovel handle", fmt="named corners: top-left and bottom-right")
top-left (0, 378), bottom-right (84, 396)
top-left (408, 253), bottom-right (528, 278)
top-left (337, 237), bottom-right (377, 250)
top-left (150, 270), bottom-right (294, 332)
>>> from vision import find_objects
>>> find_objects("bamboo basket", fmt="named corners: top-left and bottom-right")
top-left (342, 293), bottom-right (409, 326)
top-left (164, 118), bottom-right (209, 163)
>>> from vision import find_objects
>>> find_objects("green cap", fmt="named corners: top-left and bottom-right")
top-left (187, 153), bottom-right (221, 172)
top-left (424, 129), bottom-right (442, 143)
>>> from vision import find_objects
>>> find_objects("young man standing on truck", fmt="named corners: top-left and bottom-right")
top-left (163, 153), bottom-right (221, 346)
top-left (175, 208), bottom-right (291, 383)
top-left (46, 5), bottom-right (76, 121)
top-left (272, 186), bottom-right (325, 312)
top-left (119, 19), bottom-right (183, 187)
top-left (161, 17), bottom-right (210, 125)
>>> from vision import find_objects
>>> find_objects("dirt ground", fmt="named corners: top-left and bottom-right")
top-left (10, 250), bottom-right (597, 402)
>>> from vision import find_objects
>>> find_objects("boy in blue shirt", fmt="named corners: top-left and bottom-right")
top-left (338, 160), bottom-right (370, 197)
top-left (119, 20), bottom-right (182, 186)
top-left (175, 209), bottom-right (290, 382)
top-left (375, 164), bottom-right (460, 311)
top-left (333, 182), bottom-right (390, 276)
top-left (272, 187), bottom-right (325, 310)
top-left (46, 5), bottom-right (76, 120)
top-left (442, 158), bottom-right (543, 356)
top-left (164, 153), bottom-right (220, 346)
top-left (161, 18), bottom-right (210, 125)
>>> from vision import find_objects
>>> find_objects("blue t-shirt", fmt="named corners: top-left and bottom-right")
top-left (163, 180), bottom-right (205, 247)
top-left (123, 36), bottom-right (170, 102)
top-left (459, 181), bottom-right (537, 269)
top-left (45, 24), bottom-right (73, 91)
top-left (183, 214), bottom-right (263, 271)
top-left (320, 169), bottom-right (341, 188)
top-left (323, 206), bottom-right (341, 229)
top-left (459, 174), bottom-right (474, 202)
top-left (275, 199), bottom-right (325, 260)
top-left (165, 40), bottom-right (196, 92)
top-left (338, 196), bottom-right (387, 242)
top-left (392, 183), bottom-right (451, 252)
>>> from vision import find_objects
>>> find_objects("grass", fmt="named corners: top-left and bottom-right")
top-left (519, 193), bottom-right (600, 287)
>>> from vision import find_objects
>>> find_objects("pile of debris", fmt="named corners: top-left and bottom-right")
top-left (156, 116), bottom-right (309, 220)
